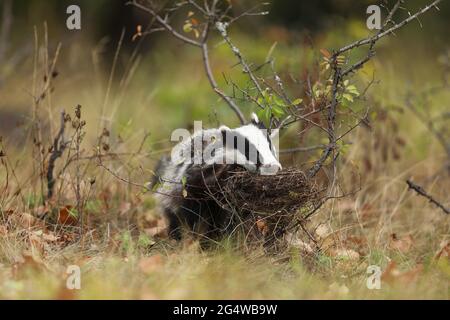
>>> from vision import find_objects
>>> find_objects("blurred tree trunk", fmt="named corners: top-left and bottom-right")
top-left (0, 0), bottom-right (13, 65)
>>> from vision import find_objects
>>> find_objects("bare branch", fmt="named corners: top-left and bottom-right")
top-left (216, 22), bottom-right (266, 104)
top-left (280, 145), bottom-right (327, 154)
top-left (201, 23), bottom-right (246, 124)
top-left (128, 0), bottom-right (247, 124)
top-left (127, 0), bottom-right (202, 47)
top-left (406, 180), bottom-right (449, 214)
top-left (46, 111), bottom-right (68, 200)
top-left (307, 0), bottom-right (442, 179)
top-left (334, 0), bottom-right (441, 57)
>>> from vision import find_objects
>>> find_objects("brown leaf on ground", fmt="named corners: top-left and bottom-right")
top-left (360, 203), bottom-right (375, 221)
top-left (144, 218), bottom-right (168, 239)
top-left (434, 240), bottom-right (450, 261)
top-left (119, 202), bottom-right (132, 216)
top-left (0, 225), bottom-right (7, 236)
top-left (256, 219), bottom-right (269, 236)
top-left (138, 255), bottom-right (164, 275)
top-left (381, 261), bottom-right (423, 285)
top-left (58, 206), bottom-right (78, 226)
top-left (389, 233), bottom-right (414, 253)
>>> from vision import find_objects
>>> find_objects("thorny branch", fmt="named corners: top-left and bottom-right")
top-left (128, 0), bottom-right (247, 123)
top-left (335, 0), bottom-right (442, 57)
top-left (406, 179), bottom-right (449, 214)
top-left (308, 0), bottom-right (442, 179)
top-left (126, 0), bottom-right (443, 230)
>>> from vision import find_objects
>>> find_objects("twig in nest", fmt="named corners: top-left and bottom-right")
top-left (406, 179), bottom-right (449, 214)
top-left (198, 167), bottom-right (323, 245)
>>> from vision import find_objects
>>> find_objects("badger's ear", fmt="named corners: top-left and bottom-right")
top-left (250, 113), bottom-right (259, 125)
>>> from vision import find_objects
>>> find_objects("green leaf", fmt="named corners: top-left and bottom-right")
top-left (273, 96), bottom-right (285, 107)
top-left (292, 98), bottom-right (303, 105)
top-left (346, 85), bottom-right (359, 96)
top-left (271, 105), bottom-right (285, 118)
top-left (183, 22), bottom-right (193, 33)
top-left (343, 93), bottom-right (354, 102)
top-left (181, 176), bottom-right (188, 198)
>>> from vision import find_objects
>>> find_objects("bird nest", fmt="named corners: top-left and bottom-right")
top-left (215, 167), bottom-right (318, 214)
top-left (191, 165), bottom-right (322, 245)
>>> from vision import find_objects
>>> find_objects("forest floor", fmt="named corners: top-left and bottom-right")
top-left (0, 21), bottom-right (449, 300)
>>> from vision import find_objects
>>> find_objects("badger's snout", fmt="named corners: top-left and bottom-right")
top-left (259, 163), bottom-right (282, 176)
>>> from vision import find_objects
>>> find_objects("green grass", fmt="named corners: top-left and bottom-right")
top-left (0, 14), bottom-right (449, 300)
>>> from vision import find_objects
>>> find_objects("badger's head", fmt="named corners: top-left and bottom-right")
top-left (220, 113), bottom-right (282, 175)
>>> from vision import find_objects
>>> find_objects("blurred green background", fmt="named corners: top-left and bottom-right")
top-left (0, 0), bottom-right (448, 157)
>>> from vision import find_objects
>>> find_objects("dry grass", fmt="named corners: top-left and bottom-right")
top-left (0, 20), bottom-right (449, 300)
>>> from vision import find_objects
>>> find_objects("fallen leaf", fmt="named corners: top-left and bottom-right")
top-left (389, 233), bottom-right (414, 253)
top-left (382, 261), bottom-right (423, 285)
top-left (144, 217), bottom-right (168, 239)
top-left (434, 240), bottom-right (450, 261)
top-left (0, 225), bottom-right (7, 236)
top-left (58, 206), bottom-right (78, 226)
top-left (119, 202), bottom-right (132, 216)
top-left (360, 203), bottom-right (375, 221)
top-left (256, 219), bottom-right (269, 236)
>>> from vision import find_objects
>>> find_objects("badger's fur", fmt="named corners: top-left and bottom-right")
top-left (151, 114), bottom-right (282, 240)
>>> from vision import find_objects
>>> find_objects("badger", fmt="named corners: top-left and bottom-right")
top-left (151, 113), bottom-right (282, 240)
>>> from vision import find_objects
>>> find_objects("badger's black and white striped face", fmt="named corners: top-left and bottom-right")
top-left (220, 113), bottom-right (282, 175)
